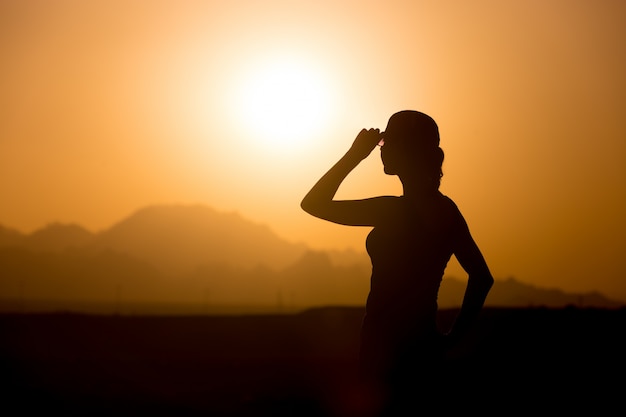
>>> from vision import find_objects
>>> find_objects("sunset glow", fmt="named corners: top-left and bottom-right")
top-left (0, 1), bottom-right (625, 302)
top-left (232, 56), bottom-right (335, 153)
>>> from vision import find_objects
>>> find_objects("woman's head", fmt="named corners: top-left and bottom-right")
top-left (380, 110), bottom-right (444, 190)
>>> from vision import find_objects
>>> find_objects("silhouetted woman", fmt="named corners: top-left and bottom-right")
top-left (301, 110), bottom-right (494, 415)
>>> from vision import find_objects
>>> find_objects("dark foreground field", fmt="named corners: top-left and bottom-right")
top-left (1, 306), bottom-right (624, 416)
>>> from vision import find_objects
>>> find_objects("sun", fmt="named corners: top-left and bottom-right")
top-left (232, 56), bottom-right (335, 153)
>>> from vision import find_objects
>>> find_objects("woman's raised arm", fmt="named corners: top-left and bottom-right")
top-left (301, 128), bottom-right (389, 226)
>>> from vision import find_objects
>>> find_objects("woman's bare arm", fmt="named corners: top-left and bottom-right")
top-left (301, 128), bottom-right (392, 226)
top-left (446, 220), bottom-right (494, 345)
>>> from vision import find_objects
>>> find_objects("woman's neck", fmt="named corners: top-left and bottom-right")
top-left (400, 176), bottom-right (437, 199)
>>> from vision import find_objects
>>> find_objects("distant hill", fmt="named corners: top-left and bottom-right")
top-left (0, 223), bottom-right (95, 251)
top-left (25, 223), bottom-right (95, 252)
top-left (0, 205), bottom-right (308, 274)
top-left (0, 204), bottom-right (623, 313)
top-left (0, 225), bottom-right (25, 247)
top-left (90, 205), bottom-right (308, 274)
top-left (439, 276), bottom-right (623, 309)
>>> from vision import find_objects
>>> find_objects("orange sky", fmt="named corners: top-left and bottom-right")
top-left (1, 1), bottom-right (625, 301)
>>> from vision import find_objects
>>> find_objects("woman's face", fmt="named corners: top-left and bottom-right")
top-left (379, 132), bottom-right (405, 175)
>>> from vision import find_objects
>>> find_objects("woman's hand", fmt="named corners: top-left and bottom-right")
top-left (347, 128), bottom-right (382, 161)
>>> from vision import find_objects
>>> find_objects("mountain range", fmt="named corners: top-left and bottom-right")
top-left (0, 204), bottom-right (622, 314)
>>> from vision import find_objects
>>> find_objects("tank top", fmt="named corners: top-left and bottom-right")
top-left (364, 193), bottom-right (464, 334)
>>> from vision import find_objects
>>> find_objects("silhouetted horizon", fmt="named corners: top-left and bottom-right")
top-left (0, 204), bottom-right (623, 315)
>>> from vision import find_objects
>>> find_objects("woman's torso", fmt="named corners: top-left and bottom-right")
top-left (365, 193), bottom-right (462, 332)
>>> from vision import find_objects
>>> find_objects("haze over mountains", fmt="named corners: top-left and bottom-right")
top-left (0, 204), bottom-right (622, 314)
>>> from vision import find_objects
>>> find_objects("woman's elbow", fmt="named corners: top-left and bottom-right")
top-left (469, 269), bottom-right (494, 290)
top-left (301, 198), bottom-right (331, 221)
top-left (479, 273), bottom-right (495, 291)
top-left (465, 256), bottom-right (495, 289)
top-left (300, 198), bottom-right (313, 214)
top-left (300, 197), bottom-right (319, 216)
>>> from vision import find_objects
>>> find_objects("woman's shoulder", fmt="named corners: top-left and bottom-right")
top-left (435, 192), bottom-right (466, 221)
top-left (436, 192), bottom-right (459, 209)
top-left (436, 193), bottom-right (471, 234)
